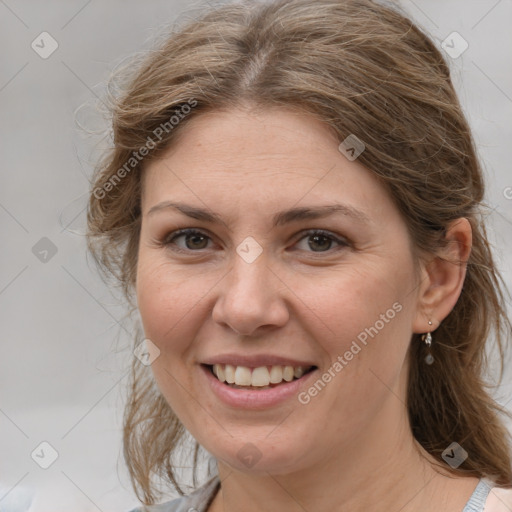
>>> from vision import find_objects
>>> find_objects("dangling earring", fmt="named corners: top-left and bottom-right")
top-left (422, 320), bottom-right (434, 365)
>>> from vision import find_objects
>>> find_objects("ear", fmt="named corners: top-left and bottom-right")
top-left (412, 217), bottom-right (472, 333)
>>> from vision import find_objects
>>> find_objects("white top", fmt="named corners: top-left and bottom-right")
top-left (127, 475), bottom-right (512, 512)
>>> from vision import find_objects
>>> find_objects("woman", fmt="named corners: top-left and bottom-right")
top-left (86, 0), bottom-right (512, 510)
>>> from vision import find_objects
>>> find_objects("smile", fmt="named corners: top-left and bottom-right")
top-left (208, 363), bottom-right (316, 389)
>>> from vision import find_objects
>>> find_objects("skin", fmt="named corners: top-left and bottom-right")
top-left (135, 105), bottom-right (477, 512)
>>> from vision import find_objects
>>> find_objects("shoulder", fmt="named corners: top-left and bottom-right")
top-left (126, 495), bottom-right (183, 512)
top-left (127, 475), bottom-right (220, 512)
top-left (483, 484), bottom-right (512, 512)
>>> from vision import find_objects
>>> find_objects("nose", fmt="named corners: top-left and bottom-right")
top-left (211, 252), bottom-right (289, 336)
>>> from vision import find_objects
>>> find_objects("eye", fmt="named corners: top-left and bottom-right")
top-left (160, 228), bottom-right (348, 255)
top-left (163, 228), bottom-right (213, 252)
top-left (293, 229), bottom-right (349, 253)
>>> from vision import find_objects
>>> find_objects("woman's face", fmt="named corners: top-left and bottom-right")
top-left (136, 106), bottom-right (425, 475)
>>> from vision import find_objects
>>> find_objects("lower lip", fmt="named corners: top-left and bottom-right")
top-left (200, 364), bottom-right (318, 409)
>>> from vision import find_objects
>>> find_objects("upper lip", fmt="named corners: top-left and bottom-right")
top-left (201, 354), bottom-right (317, 368)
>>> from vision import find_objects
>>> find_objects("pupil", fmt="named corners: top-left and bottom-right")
top-left (309, 234), bottom-right (330, 251)
top-left (185, 234), bottom-right (331, 251)
top-left (187, 234), bottom-right (207, 249)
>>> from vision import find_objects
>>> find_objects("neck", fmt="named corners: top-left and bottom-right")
top-left (211, 413), bottom-right (446, 512)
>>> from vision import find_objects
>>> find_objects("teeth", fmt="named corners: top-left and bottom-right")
top-left (234, 366), bottom-right (252, 386)
top-left (224, 364), bottom-right (235, 384)
top-left (294, 366), bottom-right (305, 378)
top-left (211, 364), bottom-right (312, 387)
top-left (269, 365), bottom-right (283, 383)
top-left (283, 366), bottom-right (294, 382)
top-left (251, 367), bottom-right (270, 387)
top-left (216, 364), bottom-right (225, 382)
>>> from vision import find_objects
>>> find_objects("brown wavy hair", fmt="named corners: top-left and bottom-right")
top-left (85, 0), bottom-right (512, 505)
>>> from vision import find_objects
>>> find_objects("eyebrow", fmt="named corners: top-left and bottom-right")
top-left (147, 201), bottom-right (370, 227)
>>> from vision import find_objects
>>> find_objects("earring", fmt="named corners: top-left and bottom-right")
top-left (422, 320), bottom-right (434, 365)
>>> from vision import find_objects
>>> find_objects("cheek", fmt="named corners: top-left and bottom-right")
top-left (136, 256), bottom-right (203, 349)
top-left (295, 265), bottom-right (415, 438)
top-left (315, 260), bottom-right (411, 330)
top-left (308, 259), bottom-right (415, 381)
top-left (135, 258), bottom-right (205, 419)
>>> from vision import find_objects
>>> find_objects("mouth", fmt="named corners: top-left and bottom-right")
top-left (202, 363), bottom-right (317, 390)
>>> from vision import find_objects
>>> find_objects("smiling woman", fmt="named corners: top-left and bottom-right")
top-left (85, 0), bottom-right (512, 511)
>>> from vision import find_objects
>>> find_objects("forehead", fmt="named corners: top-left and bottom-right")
top-left (145, 107), bottom-right (339, 176)
top-left (140, 107), bottom-right (394, 224)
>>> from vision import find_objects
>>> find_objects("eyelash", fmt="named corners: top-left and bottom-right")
top-left (159, 228), bottom-right (349, 255)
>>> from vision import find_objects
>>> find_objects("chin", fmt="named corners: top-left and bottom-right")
top-left (213, 439), bottom-right (312, 476)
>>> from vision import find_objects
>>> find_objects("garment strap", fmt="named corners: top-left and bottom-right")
top-left (463, 478), bottom-right (494, 512)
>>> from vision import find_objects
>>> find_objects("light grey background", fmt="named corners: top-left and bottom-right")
top-left (1, 1), bottom-right (511, 511)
